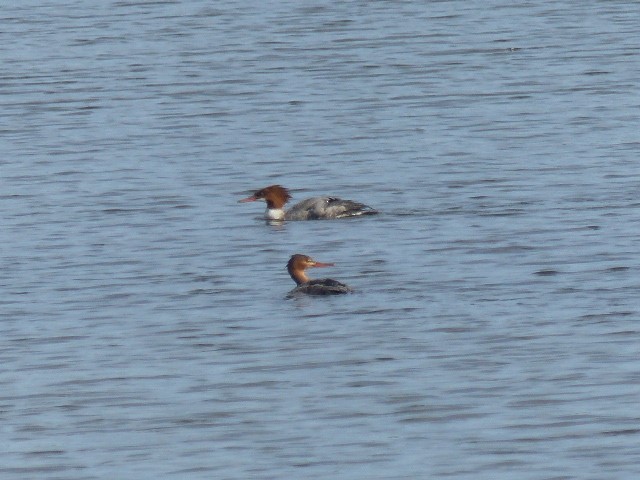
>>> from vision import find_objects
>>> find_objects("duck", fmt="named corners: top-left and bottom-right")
top-left (238, 185), bottom-right (377, 220)
top-left (286, 254), bottom-right (352, 296)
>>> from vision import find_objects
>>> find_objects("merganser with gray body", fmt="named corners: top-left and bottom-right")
top-left (238, 185), bottom-right (377, 220)
top-left (286, 254), bottom-right (352, 296)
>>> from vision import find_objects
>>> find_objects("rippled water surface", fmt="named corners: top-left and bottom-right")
top-left (2, 1), bottom-right (640, 478)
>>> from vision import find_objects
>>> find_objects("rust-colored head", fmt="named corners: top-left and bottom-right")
top-left (238, 185), bottom-right (292, 209)
top-left (286, 254), bottom-right (334, 285)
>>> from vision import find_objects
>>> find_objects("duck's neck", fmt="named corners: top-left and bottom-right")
top-left (288, 267), bottom-right (309, 285)
top-left (266, 207), bottom-right (285, 220)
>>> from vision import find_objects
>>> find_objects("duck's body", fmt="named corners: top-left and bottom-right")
top-left (286, 254), bottom-right (352, 297)
top-left (286, 196), bottom-right (377, 220)
top-left (289, 278), bottom-right (353, 296)
top-left (239, 185), bottom-right (377, 220)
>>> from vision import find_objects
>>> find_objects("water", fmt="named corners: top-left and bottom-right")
top-left (2, 1), bottom-right (640, 478)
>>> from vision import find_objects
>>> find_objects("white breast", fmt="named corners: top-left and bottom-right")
top-left (266, 208), bottom-right (285, 220)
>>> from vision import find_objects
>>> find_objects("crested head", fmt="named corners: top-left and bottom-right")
top-left (287, 254), bottom-right (313, 272)
top-left (244, 185), bottom-right (291, 209)
top-left (286, 254), bottom-right (334, 285)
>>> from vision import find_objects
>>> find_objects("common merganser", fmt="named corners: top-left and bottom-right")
top-left (238, 185), bottom-right (378, 220)
top-left (286, 254), bottom-right (352, 296)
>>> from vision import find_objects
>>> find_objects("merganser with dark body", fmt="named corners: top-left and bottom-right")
top-left (238, 185), bottom-right (378, 221)
top-left (286, 254), bottom-right (352, 296)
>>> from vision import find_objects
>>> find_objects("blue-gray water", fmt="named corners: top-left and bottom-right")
top-left (2, 1), bottom-right (640, 479)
